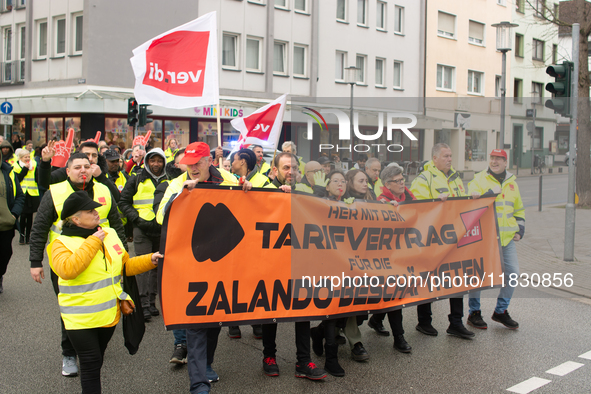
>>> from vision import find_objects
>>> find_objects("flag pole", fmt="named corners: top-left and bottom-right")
top-left (216, 102), bottom-right (222, 168)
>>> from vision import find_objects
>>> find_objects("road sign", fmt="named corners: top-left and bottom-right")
top-left (0, 102), bottom-right (13, 114)
top-left (0, 114), bottom-right (13, 125)
top-left (526, 109), bottom-right (536, 118)
top-left (526, 122), bottom-right (534, 132)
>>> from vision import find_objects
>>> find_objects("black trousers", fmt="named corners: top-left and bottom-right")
top-left (207, 327), bottom-right (221, 365)
top-left (66, 326), bottom-right (116, 394)
top-left (371, 309), bottom-right (405, 336)
top-left (262, 322), bottom-right (311, 364)
top-left (0, 229), bottom-right (15, 277)
top-left (417, 298), bottom-right (464, 326)
top-left (50, 270), bottom-right (77, 357)
top-left (19, 213), bottom-right (33, 241)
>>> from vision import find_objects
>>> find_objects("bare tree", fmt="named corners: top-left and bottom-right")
top-left (525, 0), bottom-right (591, 207)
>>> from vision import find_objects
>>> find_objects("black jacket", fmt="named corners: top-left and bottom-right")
top-left (119, 167), bottom-right (168, 238)
top-left (0, 161), bottom-right (24, 225)
top-left (29, 178), bottom-right (127, 268)
top-left (38, 154), bottom-right (120, 203)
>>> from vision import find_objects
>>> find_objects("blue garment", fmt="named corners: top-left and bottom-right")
top-left (173, 329), bottom-right (186, 346)
top-left (187, 328), bottom-right (210, 394)
top-left (469, 240), bottom-right (520, 314)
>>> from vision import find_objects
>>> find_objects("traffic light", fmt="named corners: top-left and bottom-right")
top-left (545, 61), bottom-right (573, 117)
top-left (127, 98), bottom-right (139, 127)
top-left (139, 104), bottom-right (153, 127)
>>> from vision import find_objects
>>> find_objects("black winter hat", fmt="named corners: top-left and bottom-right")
top-left (61, 191), bottom-right (102, 220)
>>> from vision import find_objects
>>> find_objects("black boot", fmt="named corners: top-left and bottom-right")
top-left (19, 235), bottom-right (25, 245)
top-left (311, 324), bottom-right (324, 356)
top-left (324, 343), bottom-right (345, 377)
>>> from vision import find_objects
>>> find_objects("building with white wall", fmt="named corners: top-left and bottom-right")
top-left (0, 0), bottom-right (426, 164)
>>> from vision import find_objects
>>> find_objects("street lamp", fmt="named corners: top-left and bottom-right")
top-left (492, 21), bottom-right (518, 152)
top-left (345, 66), bottom-right (359, 161)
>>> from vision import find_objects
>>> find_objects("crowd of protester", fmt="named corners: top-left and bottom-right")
top-left (0, 133), bottom-right (524, 394)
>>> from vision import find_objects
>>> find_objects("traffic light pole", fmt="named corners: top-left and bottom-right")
top-left (564, 23), bottom-right (579, 262)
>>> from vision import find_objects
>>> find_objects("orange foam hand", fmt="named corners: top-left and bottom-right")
top-left (132, 130), bottom-right (152, 148)
top-left (51, 128), bottom-right (74, 167)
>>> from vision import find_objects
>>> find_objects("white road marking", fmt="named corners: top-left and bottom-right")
top-left (545, 361), bottom-right (585, 376)
top-left (507, 377), bottom-right (551, 394)
top-left (579, 350), bottom-right (591, 360)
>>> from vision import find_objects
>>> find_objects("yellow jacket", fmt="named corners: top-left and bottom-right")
top-left (410, 161), bottom-right (466, 199)
top-left (51, 228), bottom-right (154, 328)
top-left (468, 170), bottom-right (525, 247)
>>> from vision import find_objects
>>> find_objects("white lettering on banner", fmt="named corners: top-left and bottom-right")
top-left (305, 110), bottom-right (418, 141)
top-left (149, 63), bottom-right (202, 85)
top-left (253, 124), bottom-right (271, 133)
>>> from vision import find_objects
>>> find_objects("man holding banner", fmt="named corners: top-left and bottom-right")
top-left (467, 149), bottom-right (524, 330)
top-left (410, 143), bottom-right (475, 340)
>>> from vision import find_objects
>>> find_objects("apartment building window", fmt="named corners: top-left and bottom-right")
top-left (3, 27), bottom-right (11, 82)
top-left (294, 0), bottom-right (307, 12)
top-left (335, 51), bottom-right (346, 81)
top-left (467, 70), bottom-right (484, 95)
top-left (274, 41), bottom-right (287, 75)
top-left (437, 11), bottom-right (456, 39)
top-left (533, 127), bottom-right (543, 149)
top-left (246, 37), bottom-right (262, 72)
top-left (534, 0), bottom-right (545, 17)
top-left (16, 0), bottom-right (25, 8)
top-left (532, 82), bottom-right (544, 104)
top-left (356, 54), bottom-right (366, 83)
top-left (275, 0), bottom-right (288, 9)
top-left (55, 17), bottom-right (66, 56)
top-left (337, 0), bottom-right (347, 21)
top-left (532, 39), bottom-right (544, 61)
top-left (222, 33), bottom-right (239, 68)
top-left (73, 14), bottom-right (83, 54)
top-left (553, 3), bottom-right (559, 20)
top-left (37, 20), bottom-right (47, 58)
top-left (495, 75), bottom-right (501, 97)
top-left (515, 33), bottom-right (524, 57)
top-left (468, 20), bottom-right (484, 45)
top-left (357, 0), bottom-right (367, 26)
top-left (516, 0), bottom-right (525, 13)
top-left (394, 6), bottom-right (404, 34)
top-left (18, 25), bottom-right (24, 81)
top-left (376, 1), bottom-right (386, 30)
top-left (552, 44), bottom-right (558, 64)
top-left (497, 0), bottom-right (506, 5)
top-left (293, 44), bottom-right (307, 77)
top-left (375, 58), bottom-right (384, 86)
top-left (436, 64), bottom-right (455, 91)
top-left (514, 78), bottom-right (523, 103)
top-left (393, 61), bottom-right (402, 89)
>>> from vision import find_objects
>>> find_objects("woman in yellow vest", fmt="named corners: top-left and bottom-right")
top-left (13, 149), bottom-right (39, 244)
top-left (51, 191), bottom-right (162, 394)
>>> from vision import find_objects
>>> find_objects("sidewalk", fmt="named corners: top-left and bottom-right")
top-left (516, 204), bottom-right (591, 298)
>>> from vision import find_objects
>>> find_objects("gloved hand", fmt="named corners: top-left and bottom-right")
top-left (343, 197), bottom-right (355, 205)
top-left (135, 218), bottom-right (153, 233)
top-left (313, 171), bottom-right (328, 187)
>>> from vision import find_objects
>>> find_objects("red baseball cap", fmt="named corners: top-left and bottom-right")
top-left (180, 142), bottom-right (211, 165)
top-left (490, 149), bottom-right (507, 160)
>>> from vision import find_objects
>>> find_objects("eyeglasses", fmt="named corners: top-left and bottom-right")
top-left (386, 178), bottom-right (405, 185)
top-left (331, 179), bottom-right (346, 185)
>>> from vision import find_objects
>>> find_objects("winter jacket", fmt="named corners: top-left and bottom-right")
top-left (0, 159), bottom-right (24, 225)
top-left (29, 178), bottom-right (127, 269)
top-left (410, 161), bottom-right (466, 199)
top-left (377, 186), bottom-right (416, 203)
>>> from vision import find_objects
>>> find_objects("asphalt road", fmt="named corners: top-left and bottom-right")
top-left (514, 173), bottom-right (568, 208)
top-left (1, 234), bottom-right (590, 393)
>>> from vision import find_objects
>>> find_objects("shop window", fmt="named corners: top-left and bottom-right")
top-left (32, 118), bottom-right (46, 147)
top-left (105, 118), bottom-right (133, 151)
top-left (164, 120), bottom-right (190, 149)
top-left (465, 130), bottom-right (487, 161)
top-left (138, 120), bottom-right (162, 150)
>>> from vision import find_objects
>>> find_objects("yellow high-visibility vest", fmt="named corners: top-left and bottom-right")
top-left (13, 160), bottom-right (39, 196)
top-left (133, 179), bottom-right (157, 221)
top-left (55, 227), bottom-right (130, 330)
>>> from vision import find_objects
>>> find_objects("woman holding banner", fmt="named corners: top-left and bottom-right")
top-left (50, 191), bottom-right (161, 394)
top-left (310, 170), bottom-right (347, 376)
top-left (367, 163), bottom-right (413, 353)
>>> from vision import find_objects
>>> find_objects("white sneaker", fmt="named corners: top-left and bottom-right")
top-left (62, 356), bottom-right (78, 377)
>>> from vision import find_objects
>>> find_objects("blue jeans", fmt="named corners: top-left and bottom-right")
top-left (469, 240), bottom-right (519, 315)
top-left (173, 329), bottom-right (186, 346)
top-left (187, 328), bottom-right (210, 394)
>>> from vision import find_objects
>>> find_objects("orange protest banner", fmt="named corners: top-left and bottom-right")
top-left (159, 188), bottom-right (502, 329)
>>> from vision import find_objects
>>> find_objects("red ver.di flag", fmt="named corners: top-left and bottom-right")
top-left (130, 12), bottom-right (219, 109)
top-left (230, 93), bottom-right (287, 150)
